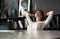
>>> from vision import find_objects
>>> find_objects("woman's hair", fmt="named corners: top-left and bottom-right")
top-left (35, 9), bottom-right (45, 21)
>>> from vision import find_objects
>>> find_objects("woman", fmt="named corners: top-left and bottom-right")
top-left (25, 9), bottom-right (53, 31)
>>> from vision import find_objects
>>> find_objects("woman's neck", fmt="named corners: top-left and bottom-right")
top-left (36, 17), bottom-right (41, 22)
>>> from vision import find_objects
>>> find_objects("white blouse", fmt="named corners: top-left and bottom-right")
top-left (26, 11), bottom-right (54, 31)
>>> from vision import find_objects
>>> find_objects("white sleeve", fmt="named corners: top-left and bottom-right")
top-left (44, 11), bottom-right (54, 25)
top-left (26, 12), bottom-right (32, 24)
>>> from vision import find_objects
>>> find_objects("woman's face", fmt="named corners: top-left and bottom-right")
top-left (35, 11), bottom-right (42, 18)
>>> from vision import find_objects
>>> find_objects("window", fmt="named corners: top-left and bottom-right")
top-left (19, 0), bottom-right (30, 16)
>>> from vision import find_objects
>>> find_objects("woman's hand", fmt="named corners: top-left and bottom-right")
top-left (45, 13), bottom-right (49, 17)
top-left (46, 13), bottom-right (49, 16)
top-left (22, 11), bottom-right (29, 16)
top-left (45, 11), bottom-right (53, 16)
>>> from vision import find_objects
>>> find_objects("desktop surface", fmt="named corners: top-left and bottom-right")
top-left (0, 30), bottom-right (60, 39)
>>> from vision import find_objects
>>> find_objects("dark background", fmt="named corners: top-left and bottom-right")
top-left (31, 0), bottom-right (60, 14)
top-left (0, 0), bottom-right (18, 11)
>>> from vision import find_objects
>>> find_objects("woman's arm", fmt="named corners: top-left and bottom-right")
top-left (25, 11), bottom-right (32, 24)
top-left (44, 11), bottom-right (54, 25)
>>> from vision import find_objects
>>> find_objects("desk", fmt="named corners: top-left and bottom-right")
top-left (0, 30), bottom-right (60, 39)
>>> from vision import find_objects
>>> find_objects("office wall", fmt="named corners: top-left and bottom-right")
top-left (32, 0), bottom-right (60, 14)
top-left (4, 0), bottom-right (18, 10)
top-left (4, 0), bottom-right (60, 14)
